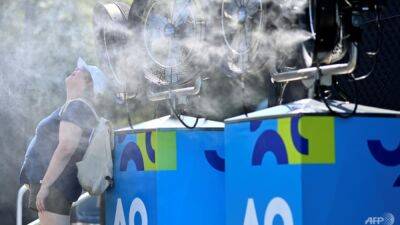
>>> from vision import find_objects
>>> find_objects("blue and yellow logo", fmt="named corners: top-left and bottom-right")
top-left (251, 116), bottom-right (335, 165)
top-left (119, 131), bottom-right (177, 171)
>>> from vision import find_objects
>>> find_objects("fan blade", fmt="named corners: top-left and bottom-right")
top-left (175, 14), bottom-right (195, 41)
top-left (244, 19), bottom-right (255, 46)
top-left (146, 14), bottom-right (168, 32)
top-left (226, 51), bottom-right (249, 74)
top-left (227, 57), bottom-right (244, 74)
top-left (174, 24), bottom-right (194, 41)
top-left (239, 52), bottom-right (249, 71)
top-left (222, 1), bottom-right (242, 46)
top-left (143, 0), bottom-right (201, 87)
top-left (234, 0), bottom-right (242, 7)
top-left (231, 26), bottom-right (251, 54)
top-left (223, 14), bottom-right (240, 30)
top-left (165, 39), bottom-right (182, 82)
top-left (222, 1), bottom-right (239, 22)
top-left (146, 15), bottom-right (169, 42)
top-left (173, 0), bottom-right (191, 27)
top-left (246, 0), bottom-right (261, 16)
top-left (145, 30), bottom-right (171, 68)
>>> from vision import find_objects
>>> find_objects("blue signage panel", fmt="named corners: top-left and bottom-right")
top-left (105, 129), bottom-right (225, 225)
top-left (225, 116), bottom-right (400, 225)
top-left (105, 133), bottom-right (157, 225)
top-left (225, 119), bottom-right (303, 225)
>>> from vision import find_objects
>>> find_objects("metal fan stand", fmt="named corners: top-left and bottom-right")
top-left (271, 43), bottom-right (358, 98)
top-left (142, 0), bottom-right (204, 127)
top-left (143, 0), bottom-right (202, 102)
top-left (221, 0), bottom-right (264, 76)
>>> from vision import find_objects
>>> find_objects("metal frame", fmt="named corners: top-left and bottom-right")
top-left (147, 77), bottom-right (202, 101)
top-left (271, 43), bottom-right (358, 83)
top-left (16, 185), bottom-right (29, 225)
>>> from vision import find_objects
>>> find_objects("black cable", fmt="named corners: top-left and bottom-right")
top-left (353, 2), bottom-right (383, 81)
top-left (316, 67), bottom-right (358, 118)
top-left (278, 82), bottom-right (288, 105)
top-left (333, 79), bottom-right (350, 102)
top-left (353, 53), bottom-right (378, 81)
top-left (124, 93), bottom-right (135, 130)
top-left (168, 98), bottom-right (199, 129)
top-left (240, 76), bottom-right (249, 117)
top-left (153, 102), bottom-right (159, 119)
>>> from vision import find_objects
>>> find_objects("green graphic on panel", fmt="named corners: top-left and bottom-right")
top-left (137, 131), bottom-right (177, 171)
top-left (278, 116), bottom-right (335, 164)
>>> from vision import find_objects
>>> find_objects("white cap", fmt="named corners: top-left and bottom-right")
top-left (77, 57), bottom-right (108, 96)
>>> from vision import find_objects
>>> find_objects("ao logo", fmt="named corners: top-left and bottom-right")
top-left (114, 198), bottom-right (148, 225)
top-left (243, 197), bottom-right (294, 225)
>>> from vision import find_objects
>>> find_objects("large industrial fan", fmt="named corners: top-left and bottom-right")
top-left (271, 0), bottom-right (381, 84)
top-left (270, 0), bottom-right (383, 116)
top-left (220, 0), bottom-right (311, 77)
top-left (219, 0), bottom-right (311, 107)
top-left (93, 2), bottom-right (136, 100)
top-left (127, 0), bottom-right (208, 127)
top-left (220, 0), bottom-right (382, 111)
top-left (220, 0), bottom-right (266, 76)
top-left (130, 0), bottom-right (205, 102)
